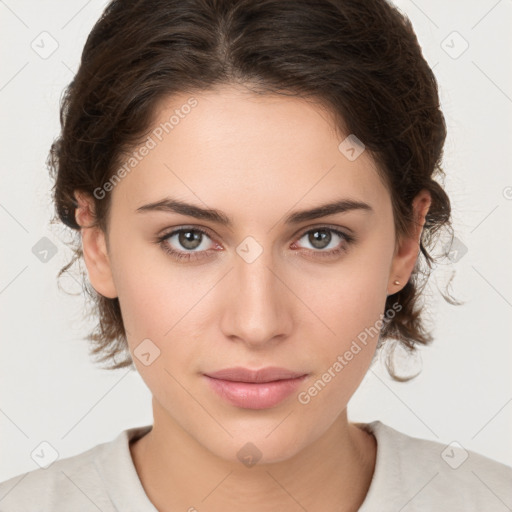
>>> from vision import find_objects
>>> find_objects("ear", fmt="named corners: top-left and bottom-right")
top-left (387, 189), bottom-right (431, 296)
top-left (74, 191), bottom-right (118, 299)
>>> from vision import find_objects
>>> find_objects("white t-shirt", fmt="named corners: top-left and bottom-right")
top-left (0, 420), bottom-right (511, 511)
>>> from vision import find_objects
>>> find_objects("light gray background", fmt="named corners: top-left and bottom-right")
top-left (1, 0), bottom-right (511, 482)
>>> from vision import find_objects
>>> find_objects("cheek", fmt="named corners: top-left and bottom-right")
top-left (109, 229), bottom-right (198, 333)
top-left (110, 243), bottom-right (214, 373)
top-left (290, 236), bottom-right (393, 396)
top-left (114, 265), bottom-right (204, 398)
top-left (299, 241), bottom-right (392, 346)
top-left (297, 277), bottom-right (386, 384)
top-left (293, 275), bottom-right (388, 423)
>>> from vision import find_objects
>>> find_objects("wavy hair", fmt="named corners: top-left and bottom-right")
top-left (48, 0), bottom-right (460, 380)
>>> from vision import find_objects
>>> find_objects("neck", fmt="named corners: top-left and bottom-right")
top-left (130, 399), bottom-right (376, 512)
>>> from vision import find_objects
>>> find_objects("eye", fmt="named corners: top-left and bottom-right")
top-left (157, 227), bottom-right (218, 262)
top-left (156, 225), bottom-right (355, 263)
top-left (292, 226), bottom-right (355, 258)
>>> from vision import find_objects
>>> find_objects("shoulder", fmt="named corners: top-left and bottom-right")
top-left (356, 420), bottom-right (512, 511)
top-left (0, 444), bottom-right (105, 512)
top-left (0, 427), bottom-right (147, 512)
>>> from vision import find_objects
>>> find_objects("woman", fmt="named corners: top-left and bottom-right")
top-left (1, 0), bottom-right (510, 510)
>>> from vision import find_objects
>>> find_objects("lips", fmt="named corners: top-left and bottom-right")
top-left (203, 366), bottom-right (309, 409)
top-left (204, 366), bottom-right (307, 383)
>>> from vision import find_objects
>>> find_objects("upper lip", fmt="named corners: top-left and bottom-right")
top-left (204, 366), bottom-right (308, 383)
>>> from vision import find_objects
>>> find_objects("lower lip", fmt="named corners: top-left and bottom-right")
top-left (204, 375), bottom-right (308, 409)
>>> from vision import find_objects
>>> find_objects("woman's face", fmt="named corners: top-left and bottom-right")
top-left (83, 84), bottom-right (425, 463)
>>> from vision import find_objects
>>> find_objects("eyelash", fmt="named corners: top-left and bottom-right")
top-left (156, 225), bottom-right (356, 263)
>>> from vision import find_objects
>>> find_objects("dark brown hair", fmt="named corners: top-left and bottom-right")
top-left (48, 0), bottom-right (460, 380)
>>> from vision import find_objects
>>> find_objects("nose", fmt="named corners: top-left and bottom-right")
top-left (219, 246), bottom-right (293, 349)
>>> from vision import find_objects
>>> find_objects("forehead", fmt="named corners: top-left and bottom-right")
top-left (111, 85), bottom-right (389, 219)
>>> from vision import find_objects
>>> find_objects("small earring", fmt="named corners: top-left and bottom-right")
top-left (393, 280), bottom-right (400, 285)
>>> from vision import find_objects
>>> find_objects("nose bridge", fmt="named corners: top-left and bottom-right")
top-left (221, 237), bottom-right (291, 345)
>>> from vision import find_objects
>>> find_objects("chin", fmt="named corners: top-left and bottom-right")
top-left (191, 420), bottom-right (313, 467)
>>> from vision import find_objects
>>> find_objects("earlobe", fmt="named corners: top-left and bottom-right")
top-left (75, 191), bottom-right (118, 299)
top-left (387, 189), bottom-right (432, 295)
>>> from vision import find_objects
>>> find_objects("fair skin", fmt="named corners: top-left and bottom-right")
top-left (75, 84), bottom-right (431, 511)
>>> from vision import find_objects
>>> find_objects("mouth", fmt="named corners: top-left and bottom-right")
top-left (203, 366), bottom-right (309, 410)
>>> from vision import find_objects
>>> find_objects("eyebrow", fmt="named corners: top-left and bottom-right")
top-left (136, 197), bottom-right (374, 226)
